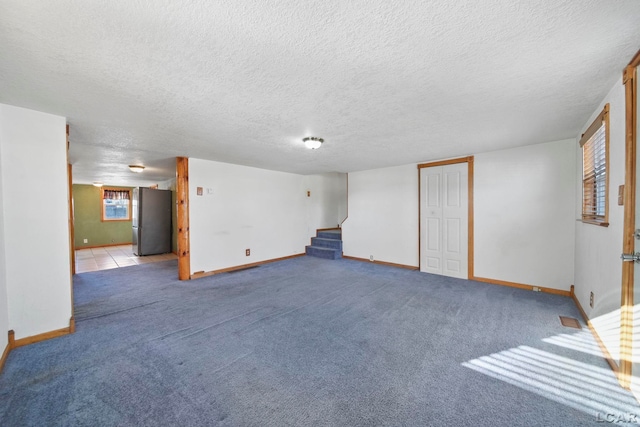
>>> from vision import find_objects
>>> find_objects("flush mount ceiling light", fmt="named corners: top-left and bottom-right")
top-left (303, 137), bottom-right (323, 150)
top-left (92, 182), bottom-right (103, 187)
top-left (129, 165), bottom-right (145, 173)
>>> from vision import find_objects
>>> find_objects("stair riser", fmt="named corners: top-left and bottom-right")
top-left (311, 237), bottom-right (343, 250)
top-left (317, 231), bottom-right (342, 240)
top-left (305, 246), bottom-right (342, 260)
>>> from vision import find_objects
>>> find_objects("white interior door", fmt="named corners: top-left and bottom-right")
top-left (420, 163), bottom-right (468, 279)
top-left (421, 166), bottom-right (443, 274)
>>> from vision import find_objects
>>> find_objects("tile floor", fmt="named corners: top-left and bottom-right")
top-left (75, 245), bottom-right (177, 273)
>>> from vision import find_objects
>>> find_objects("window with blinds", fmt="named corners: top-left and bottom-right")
top-left (580, 104), bottom-right (609, 225)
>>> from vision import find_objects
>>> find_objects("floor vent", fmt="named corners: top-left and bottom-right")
top-left (559, 316), bottom-right (582, 329)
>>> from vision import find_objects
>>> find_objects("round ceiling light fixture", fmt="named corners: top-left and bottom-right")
top-left (303, 137), bottom-right (323, 150)
top-left (92, 182), bottom-right (103, 187)
top-left (129, 165), bottom-right (145, 173)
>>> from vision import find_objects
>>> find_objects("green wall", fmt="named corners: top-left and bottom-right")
top-left (73, 184), bottom-right (134, 248)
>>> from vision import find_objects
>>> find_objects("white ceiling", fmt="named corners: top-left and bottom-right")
top-left (0, 0), bottom-right (639, 186)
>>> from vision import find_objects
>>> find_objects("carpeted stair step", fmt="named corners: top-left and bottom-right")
top-left (317, 230), bottom-right (341, 240)
top-left (306, 229), bottom-right (343, 260)
top-left (305, 245), bottom-right (342, 260)
top-left (310, 237), bottom-right (343, 251)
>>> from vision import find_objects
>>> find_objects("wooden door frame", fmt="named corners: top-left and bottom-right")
top-left (66, 125), bottom-right (75, 332)
top-left (620, 50), bottom-right (640, 388)
top-left (417, 156), bottom-right (474, 278)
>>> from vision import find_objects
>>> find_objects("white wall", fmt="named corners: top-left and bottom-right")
top-left (0, 133), bottom-right (8, 353)
top-left (157, 177), bottom-right (176, 191)
top-left (342, 164), bottom-right (419, 266)
top-left (189, 158), bottom-right (309, 273)
top-left (303, 172), bottom-right (347, 236)
top-left (342, 142), bottom-right (577, 289)
top-left (573, 79), bottom-right (626, 362)
top-left (338, 173), bottom-right (348, 224)
top-left (474, 140), bottom-right (576, 290)
top-left (0, 104), bottom-right (72, 339)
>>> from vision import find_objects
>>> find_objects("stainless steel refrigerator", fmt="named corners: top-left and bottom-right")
top-left (132, 187), bottom-right (172, 256)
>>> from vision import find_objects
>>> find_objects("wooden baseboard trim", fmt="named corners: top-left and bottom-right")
top-left (316, 227), bottom-right (341, 232)
top-left (76, 242), bottom-right (131, 250)
top-left (470, 276), bottom-right (571, 297)
top-left (12, 317), bottom-right (75, 349)
top-left (342, 255), bottom-right (419, 271)
top-left (191, 253), bottom-right (305, 279)
top-left (571, 291), bottom-right (620, 375)
top-left (0, 318), bottom-right (75, 374)
top-left (13, 327), bottom-right (71, 348)
top-left (0, 332), bottom-right (11, 374)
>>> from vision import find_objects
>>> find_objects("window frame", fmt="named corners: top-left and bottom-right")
top-left (101, 187), bottom-right (132, 222)
top-left (580, 103), bottom-right (610, 227)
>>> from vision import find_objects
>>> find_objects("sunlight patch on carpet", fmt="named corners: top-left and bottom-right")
top-left (463, 345), bottom-right (639, 421)
top-left (542, 331), bottom-right (607, 358)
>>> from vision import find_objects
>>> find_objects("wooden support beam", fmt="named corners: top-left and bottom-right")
top-left (176, 157), bottom-right (191, 280)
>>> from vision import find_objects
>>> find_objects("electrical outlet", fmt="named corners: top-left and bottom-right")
top-left (246, 248), bottom-right (250, 256)
top-left (369, 255), bottom-right (374, 262)
top-left (590, 292), bottom-right (594, 308)
top-left (532, 286), bottom-right (540, 292)
top-left (83, 239), bottom-right (88, 243)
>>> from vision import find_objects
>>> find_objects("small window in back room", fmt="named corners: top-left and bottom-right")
top-left (581, 104), bottom-right (609, 226)
top-left (102, 188), bottom-right (131, 221)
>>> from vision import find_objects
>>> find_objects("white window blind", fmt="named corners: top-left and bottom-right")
top-left (580, 104), bottom-right (608, 224)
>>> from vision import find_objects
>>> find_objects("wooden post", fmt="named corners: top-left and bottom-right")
top-left (176, 157), bottom-right (191, 280)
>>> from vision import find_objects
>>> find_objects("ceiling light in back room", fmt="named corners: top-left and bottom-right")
top-left (303, 137), bottom-right (323, 150)
top-left (129, 165), bottom-right (145, 173)
top-left (92, 182), bottom-right (103, 187)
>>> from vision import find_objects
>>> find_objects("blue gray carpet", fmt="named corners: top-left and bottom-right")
top-left (0, 256), bottom-right (638, 426)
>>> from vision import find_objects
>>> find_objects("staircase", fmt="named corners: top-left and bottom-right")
top-left (305, 229), bottom-right (342, 260)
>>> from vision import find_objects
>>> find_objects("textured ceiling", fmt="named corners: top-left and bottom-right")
top-left (0, 0), bottom-right (639, 185)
